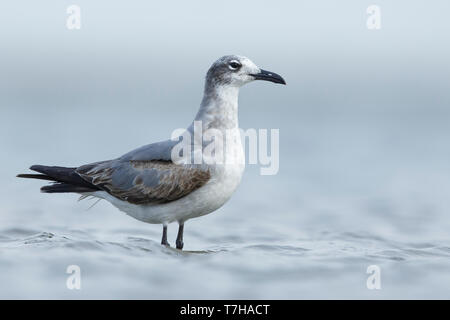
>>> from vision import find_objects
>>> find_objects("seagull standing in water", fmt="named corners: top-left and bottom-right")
top-left (18, 55), bottom-right (286, 250)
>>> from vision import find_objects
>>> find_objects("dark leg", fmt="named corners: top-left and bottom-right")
top-left (161, 224), bottom-right (170, 246)
top-left (176, 223), bottom-right (184, 250)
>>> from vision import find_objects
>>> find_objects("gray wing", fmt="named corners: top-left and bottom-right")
top-left (76, 139), bottom-right (210, 205)
top-left (119, 139), bottom-right (179, 162)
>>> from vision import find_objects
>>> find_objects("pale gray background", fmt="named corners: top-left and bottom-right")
top-left (0, 0), bottom-right (449, 299)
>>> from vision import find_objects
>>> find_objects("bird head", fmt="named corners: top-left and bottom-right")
top-left (205, 55), bottom-right (286, 88)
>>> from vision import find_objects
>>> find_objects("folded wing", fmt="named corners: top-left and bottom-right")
top-left (76, 159), bottom-right (210, 205)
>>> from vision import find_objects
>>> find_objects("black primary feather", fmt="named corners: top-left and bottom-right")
top-left (40, 183), bottom-right (95, 193)
top-left (17, 165), bottom-right (100, 193)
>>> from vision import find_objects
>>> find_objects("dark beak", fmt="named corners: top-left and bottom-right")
top-left (251, 69), bottom-right (286, 85)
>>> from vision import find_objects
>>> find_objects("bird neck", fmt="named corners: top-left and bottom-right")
top-left (193, 84), bottom-right (240, 131)
top-left (186, 83), bottom-right (244, 167)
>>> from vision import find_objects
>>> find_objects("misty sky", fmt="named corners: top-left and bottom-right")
top-left (0, 0), bottom-right (449, 116)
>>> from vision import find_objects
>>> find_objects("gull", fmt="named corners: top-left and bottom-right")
top-left (17, 55), bottom-right (286, 250)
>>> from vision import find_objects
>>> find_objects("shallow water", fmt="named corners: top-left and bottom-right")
top-left (1, 225), bottom-right (450, 299)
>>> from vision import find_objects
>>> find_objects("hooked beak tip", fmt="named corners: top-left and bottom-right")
top-left (251, 69), bottom-right (286, 85)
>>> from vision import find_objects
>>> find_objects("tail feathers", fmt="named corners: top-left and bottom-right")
top-left (18, 164), bottom-right (100, 194)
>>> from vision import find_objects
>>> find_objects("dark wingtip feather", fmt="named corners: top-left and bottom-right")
top-left (20, 164), bottom-right (99, 193)
top-left (17, 173), bottom-right (55, 181)
top-left (30, 165), bottom-right (46, 173)
top-left (41, 183), bottom-right (94, 193)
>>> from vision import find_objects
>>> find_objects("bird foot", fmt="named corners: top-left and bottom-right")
top-left (176, 240), bottom-right (184, 250)
top-left (161, 240), bottom-right (171, 247)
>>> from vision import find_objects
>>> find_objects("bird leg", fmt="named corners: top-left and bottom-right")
top-left (176, 223), bottom-right (184, 250)
top-left (161, 224), bottom-right (170, 246)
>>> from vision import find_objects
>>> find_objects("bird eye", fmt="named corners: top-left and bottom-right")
top-left (228, 61), bottom-right (241, 70)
